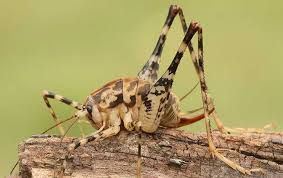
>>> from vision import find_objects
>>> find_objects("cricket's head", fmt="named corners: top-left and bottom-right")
top-left (84, 98), bottom-right (104, 129)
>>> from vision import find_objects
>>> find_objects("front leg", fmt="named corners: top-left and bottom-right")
top-left (56, 110), bottom-right (121, 177)
top-left (42, 90), bottom-right (83, 135)
top-left (68, 109), bottom-right (121, 152)
top-left (68, 125), bottom-right (120, 152)
top-left (54, 126), bottom-right (120, 177)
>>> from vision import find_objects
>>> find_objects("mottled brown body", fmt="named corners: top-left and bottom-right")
top-left (85, 77), bottom-right (180, 133)
top-left (8, 4), bottom-right (259, 177)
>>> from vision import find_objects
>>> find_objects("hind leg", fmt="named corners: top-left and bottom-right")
top-left (195, 25), bottom-right (263, 174)
top-left (138, 5), bottom-right (199, 83)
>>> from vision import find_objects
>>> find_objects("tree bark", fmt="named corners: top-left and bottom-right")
top-left (16, 129), bottom-right (283, 178)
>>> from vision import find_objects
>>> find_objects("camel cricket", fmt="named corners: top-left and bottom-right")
top-left (10, 4), bottom-right (263, 177)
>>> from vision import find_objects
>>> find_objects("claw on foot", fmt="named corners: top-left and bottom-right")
top-left (211, 148), bottom-right (252, 175)
top-left (209, 147), bottom-right (266, 175)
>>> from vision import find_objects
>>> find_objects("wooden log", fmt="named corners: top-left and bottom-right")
top-left (15, 129), bottom-right (283, 178)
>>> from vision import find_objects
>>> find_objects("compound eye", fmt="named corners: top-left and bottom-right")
top-left (86, 105), bottom-right (92, 114)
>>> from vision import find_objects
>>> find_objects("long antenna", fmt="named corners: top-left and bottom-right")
top-left (60, 115), bottom-right (80, 146)
top-left (180, 81), bottom-right (199, 101)
top-left (42, 115), bottom-right (75, 134)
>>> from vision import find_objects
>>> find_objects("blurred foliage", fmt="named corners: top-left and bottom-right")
top-left (1, 0), bottom-right (282, 176)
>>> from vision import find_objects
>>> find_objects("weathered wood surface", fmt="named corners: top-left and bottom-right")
top-left (16, 129), bottom-right (283, 178)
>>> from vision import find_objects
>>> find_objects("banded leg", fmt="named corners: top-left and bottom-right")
top-left (67, 125), bottom-right (120, 152)
top-left (58, 126), bottom-right (121, 176)
top-left (42, 90), bottom-right (83, 135)
top-left (56, 110), bottom-right (121, 177)
top-left (139, 21), bottom-right (200, 133)
top-left (179, 8), bottom-right (267, 134)
top-left (136, 5), bottom-right (230, 132)
top-left (68, 109), bottom-right (120, 156)
top-left (178, 6), bottom-right (229, 134)
top-left (136, 5), bottom-right (229, 133)
top-left (138, 5), bottom-right (197, 83)
top-left (137, 22), bottom-right (199, 178)
top-left (174, 7), bottom-right (229, 133)
top-left (195, 25), bottom-right (261, 174)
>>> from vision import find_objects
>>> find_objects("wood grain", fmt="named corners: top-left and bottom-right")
top-left (16, 129), bottom-right (283, 178)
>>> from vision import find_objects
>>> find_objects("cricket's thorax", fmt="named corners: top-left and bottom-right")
top-left (86, 77), bottom-right (150, 112)
top-left (84, 77), bottom-right (181, 132)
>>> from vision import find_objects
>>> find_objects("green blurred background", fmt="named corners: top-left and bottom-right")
top-left (1, 0), bottom-right (282, 176)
